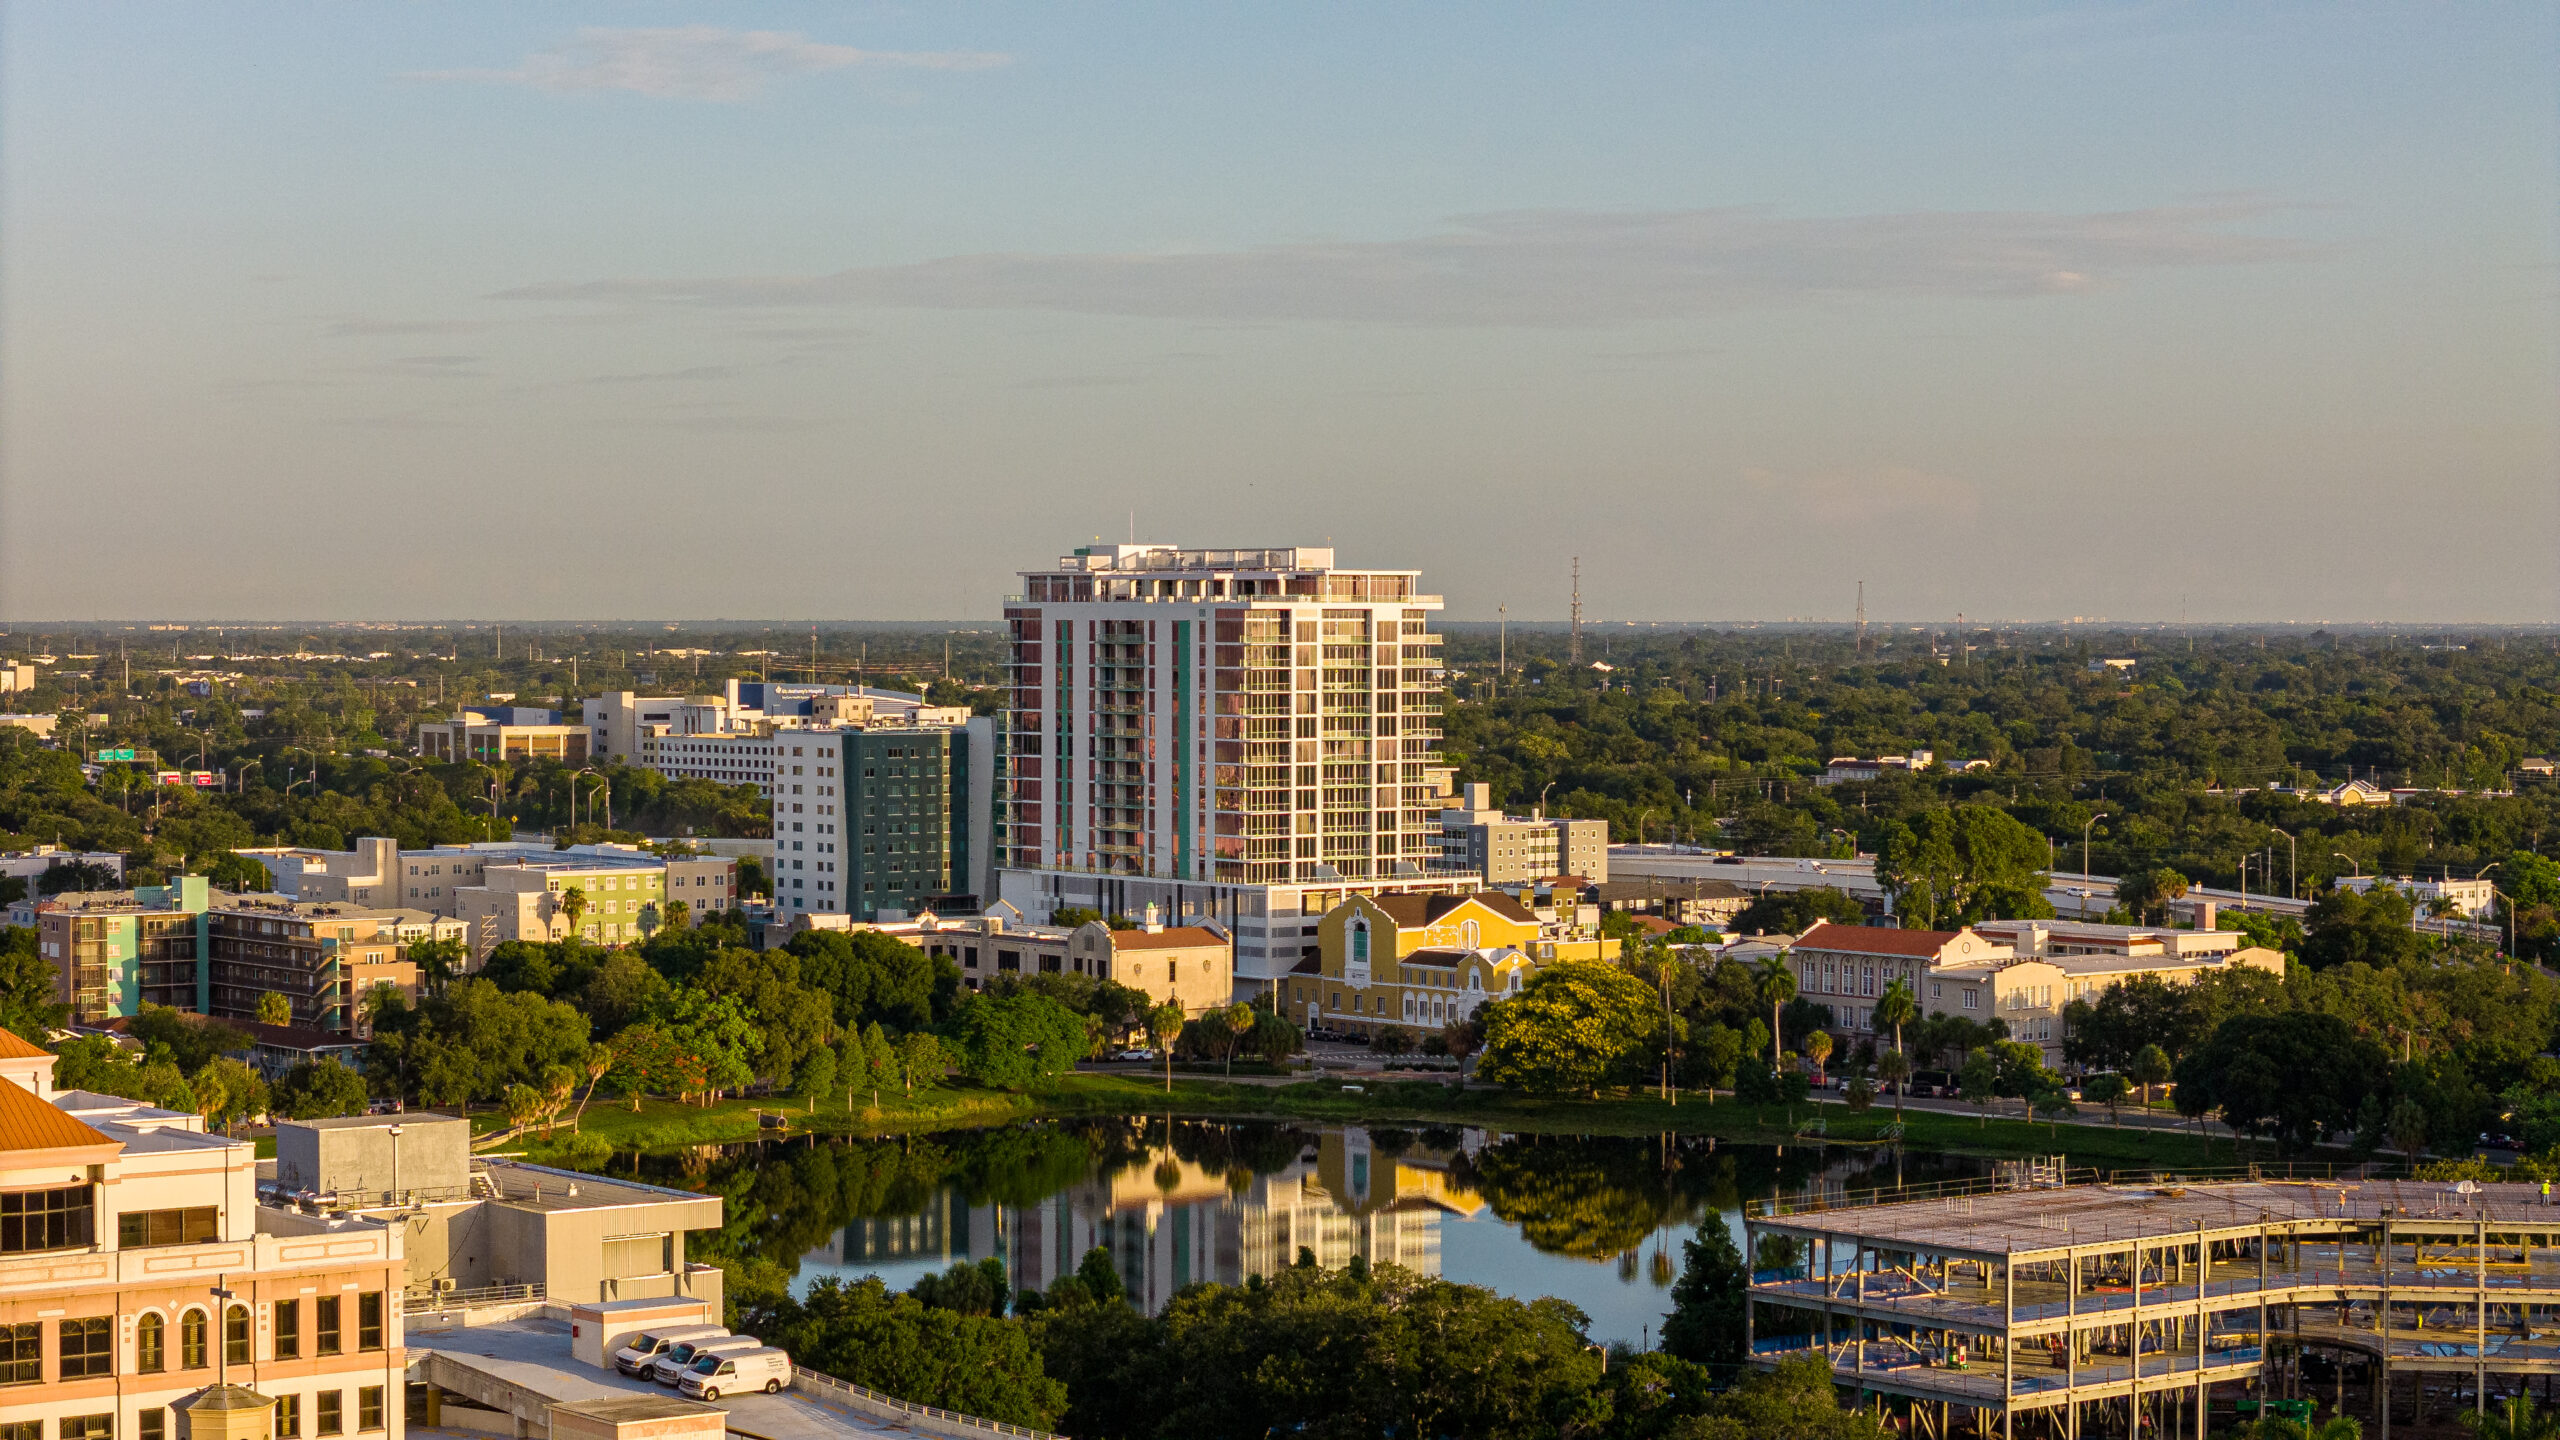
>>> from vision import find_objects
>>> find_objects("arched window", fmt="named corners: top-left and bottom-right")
top-left (1349, 918), bottom-right (1368, 964)
top-left (136, 1313), bottom-right (165, 1373)
top-left (179, 1308), bottom-right (208, 1369)
top-left (1459, 920), bottom-right (1480, 949)
top-left (225, 1304), bottom-right (252, 1365)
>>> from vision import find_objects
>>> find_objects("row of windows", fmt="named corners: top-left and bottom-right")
top-left (275, 1388), bottom-right (387, 1437)
top-left (0, 1293), bottom-right (391, 1382)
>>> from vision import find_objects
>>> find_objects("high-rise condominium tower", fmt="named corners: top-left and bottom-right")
top-left (1000, 544), bottom-right (1475, 994)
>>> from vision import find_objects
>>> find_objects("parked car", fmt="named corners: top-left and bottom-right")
top-left (612, 1326), bottom-right (726, 1378)
top-left (1909, 1070), bottom-right (1953, 1098)
top-left (1114, 1048), bottom-right (1157, 1062)
top-left (680, 1346), bottom-right (794, 1400)
top-left (653, 1336), bottom-right (763, 1386)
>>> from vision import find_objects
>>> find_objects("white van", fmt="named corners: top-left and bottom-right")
top-left (612, 1325), bottom-right (726, 1378)
top-left (679, 1346), bottom-right (792, 1400)
top-left (652, 1336), bottom-right (762, 1386)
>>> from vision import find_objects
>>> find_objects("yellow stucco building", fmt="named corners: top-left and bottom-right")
top-left (1277, 892), bottom-right (1619, 1039)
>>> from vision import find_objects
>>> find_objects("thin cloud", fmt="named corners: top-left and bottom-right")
top-left (414, 27), bottom-right (1010, 102)
top-left (495, 202), bottom-right (2312, 327)
top-left (327, 318), bottom-right (489, 337)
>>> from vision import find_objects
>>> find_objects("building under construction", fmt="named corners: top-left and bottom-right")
top-left (1747, 1170), bottom-right (2560, 1438)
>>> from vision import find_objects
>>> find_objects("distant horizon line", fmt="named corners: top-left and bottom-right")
top-left (4, 617), bottom-right (2558, 632)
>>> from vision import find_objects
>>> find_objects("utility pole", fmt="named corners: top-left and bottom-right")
top-left (1568, 557), bottom-right (1583, 666)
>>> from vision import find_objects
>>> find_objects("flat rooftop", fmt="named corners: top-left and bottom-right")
top-left (1757, 1178), bottom-right (2560, 1259)
top-left (418, 1320), bottom-right (902, 1438)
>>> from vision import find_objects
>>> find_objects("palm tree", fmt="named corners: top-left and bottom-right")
top-left (1875, 979), bottom-right (1918, 1064)
top-left (571, 1043), bottom-right (614, 1127)
top-left (1220, 1002), bottom-right (1255, 1077)
top-left (661, 898), bottom-right (690, 932)
top-left (2129, 1043), bottom-right (2172, 1111)
top-left (2464, 1393), bottom-right (2560, 1440)
top-left (1876, 1049), bottom-right (1912, 1116)
top-left (1803, 1029), bottom-right (1833, 1086)
top-left (1146, 1002), bottom-right (1185, 1093)
top-left (1754, 956), bottom-right (1798, 1074)
top-left (2388, 1096), bottom-right (2428, 1167)
top-left (1875, 979), bottom-right (1919, 1101)
top-left (557, 885), bottom-right (588, 939)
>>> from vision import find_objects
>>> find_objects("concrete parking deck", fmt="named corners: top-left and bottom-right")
top-left (1747, 1177), bottom-right (2560, 1437)
top-left (414, 1319), bottom-right (897, 1440)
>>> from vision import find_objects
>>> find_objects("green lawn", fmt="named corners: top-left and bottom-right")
top-left (491, 1072), bottom-right (2238, 1175)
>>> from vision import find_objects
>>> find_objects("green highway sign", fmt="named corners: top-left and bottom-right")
top-left (96, 748), bottom-right (135, 762)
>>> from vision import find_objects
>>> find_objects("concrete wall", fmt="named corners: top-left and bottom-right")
top-left (274, 1116), bottom-right (470, 1200)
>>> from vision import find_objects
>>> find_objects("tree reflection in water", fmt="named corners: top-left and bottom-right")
top-left (635, 1119), bottom-right (1987, 1314)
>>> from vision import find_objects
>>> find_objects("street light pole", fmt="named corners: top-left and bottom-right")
top-left (2269, 826), bottom-right (2298, 900)
top-left (2332, 852), bottom-right (2363, 880)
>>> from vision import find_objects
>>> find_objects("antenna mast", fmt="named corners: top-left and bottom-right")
top-left (1568, 557), bottom-right (1583, 665)
top-left (1856, 581), bottom-right (1867, 657)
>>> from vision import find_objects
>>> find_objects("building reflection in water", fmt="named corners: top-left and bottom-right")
top-left (816, 1128), bottom-right (1485, 1314)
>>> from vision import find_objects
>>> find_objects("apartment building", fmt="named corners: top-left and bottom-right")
top-left (585, 681), bottom-right (969, 792)
top-left (451, 858), bottom-right (666, 952)
top-left (244, 841), bottom-right (737, 940)
top-left (0, 1034), bottom-right (409, 1440)
top-left (999, 543), bottom-right (1480, 998)
top-left (1432, 783), bottom-right (1610, 884)
top-left (31, 881), bottom-right (420, 1034)
top-left (768, 718), bottom-right (998, 920)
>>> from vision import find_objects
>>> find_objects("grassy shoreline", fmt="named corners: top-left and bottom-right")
top-left (504, 1073), bottom-right (2239, 1174)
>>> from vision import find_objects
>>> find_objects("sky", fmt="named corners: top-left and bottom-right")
top-left (1, 3), bottom-right (2553, 624)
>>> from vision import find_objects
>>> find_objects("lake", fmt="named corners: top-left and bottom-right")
top-left (637, 1117), bottom-right (1991, 1346)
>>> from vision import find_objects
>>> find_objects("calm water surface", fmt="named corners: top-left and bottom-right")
top-left (641, 1118), bottom-right (1988, 1347)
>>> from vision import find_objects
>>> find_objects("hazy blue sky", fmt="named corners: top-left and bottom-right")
top-left (3, 4), bottom-right (2552, 623)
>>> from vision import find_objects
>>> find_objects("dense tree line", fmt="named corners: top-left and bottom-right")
top-left (1441, 630), bottom-right (2560, 957)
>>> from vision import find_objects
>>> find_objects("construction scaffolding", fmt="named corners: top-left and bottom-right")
top-left (1746, 1173), bottom-right (2560, 1438)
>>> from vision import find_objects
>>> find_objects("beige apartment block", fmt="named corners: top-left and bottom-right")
top-left (452, 860), bottom-right (669, 955)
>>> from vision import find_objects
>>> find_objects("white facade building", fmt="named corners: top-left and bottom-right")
top-left (997, 544), bottom-right (1480, 995)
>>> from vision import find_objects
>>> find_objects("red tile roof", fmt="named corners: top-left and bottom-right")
top-left (1370, 893), bottom-right (1537, 927)
top-left (1107, 926), bottom-right (1227, 951)
top-left (1794, 921), bottom-right (1979, 957)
